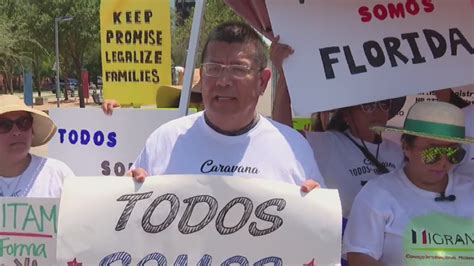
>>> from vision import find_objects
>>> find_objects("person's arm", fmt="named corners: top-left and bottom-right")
top-left (270, 36), bottom-right (294, 128)
top-left (347, 253), bottom-right (383, 266)
top-left (272, 73), bottom-right (293, 127)
top-left (434, 88), bottom-right (470, 108)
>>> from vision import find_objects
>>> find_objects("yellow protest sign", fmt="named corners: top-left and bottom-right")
top-left (100, 0), bottom-right (171, 106)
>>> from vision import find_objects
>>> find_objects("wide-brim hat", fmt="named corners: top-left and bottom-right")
top-left (372, 101), bottom-right (474, 144)
top-left (0, 95), bottom-right (57, 147)
top-left (156, 69), bottom-right (202, 108)
top-left (388, 96), bottom-right (406, 119)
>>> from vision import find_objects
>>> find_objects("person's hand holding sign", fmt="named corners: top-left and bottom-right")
top-left (101, 99), bottom-right (121, 115)
top-left (301, 179), bottom-right (321, 193)
top-left (130, 167), bottom-right (149, 183)
top-left (270, 35), bottom-right (294, 74)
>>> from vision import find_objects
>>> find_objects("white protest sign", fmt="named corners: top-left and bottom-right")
top-left (48, 108), bottom-right (184, 176)
top-left (57, 176), bottom-right (342, 265)
top-left (0, 198), bottom-right (58, 266)
top-left (267, 0), bottom-right (474, 116)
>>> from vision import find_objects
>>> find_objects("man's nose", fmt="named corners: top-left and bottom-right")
top-left (215, 68), bottom-right (233, 87)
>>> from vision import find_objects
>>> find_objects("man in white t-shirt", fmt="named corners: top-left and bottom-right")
top-left (132, 22), bottom-right (325, 191)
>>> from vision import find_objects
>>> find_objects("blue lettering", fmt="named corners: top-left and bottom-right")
top-left (174, 254), bottom-right (212, 265)
top-left (80, 129), bottom-right (90, 145)
top-left (93, 131), bottom-right (105, 146)
top-left (98, 253), bottom-right (281, 265)
top-left (221, 256), bottom-right (249, 266)
top-left (58, 128), bottom-right (67, 143)
top-left (174, 254), bottom-right (188, 265)
top-left (99, 251), bottom-right (131, 266)
top-left (254, 257), bottom-right (282, 266)
top-left (138, 252), bottom-right (166, 265)
top-left (200, 160), bottom-right (213, 173)
top-left (68, 130), bottom-right (78, 144)
top-left (107, 132), bottom-right (117, 147)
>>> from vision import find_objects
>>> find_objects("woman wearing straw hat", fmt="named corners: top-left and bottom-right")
top-left (0, 95), bottom-right (74, 197)
top-left (343, 101), bottom-right (474, 266)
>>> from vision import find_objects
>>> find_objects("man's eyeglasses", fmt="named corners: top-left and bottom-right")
top-left (202, 63), bottom-right (256, 79)
top-left (360, 100), bottom-right (392, 113)
top-left (421, 146), bottom-right (466, 165)
top-left (0, 116), bottom-right (33, 134)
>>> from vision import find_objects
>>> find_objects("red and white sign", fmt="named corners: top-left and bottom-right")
top-left (267, 0), bottom-right (474, 115)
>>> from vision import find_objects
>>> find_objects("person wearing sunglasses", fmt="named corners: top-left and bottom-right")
top-left (0, 95), bottom-right (74, 197)
top-left (343, 101), bottom-right (474, 266)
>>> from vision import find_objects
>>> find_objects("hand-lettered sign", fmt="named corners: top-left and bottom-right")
top-left (100, 0), bottom-right (172, 106)
top-left (56, 175), bottom-right (342, 265)
top-left (267, 0), bottom-right (474, 115)
top-left (48, 108), bottom-right (186, 177)
top-left (0, 198), bottom-right (58, 266)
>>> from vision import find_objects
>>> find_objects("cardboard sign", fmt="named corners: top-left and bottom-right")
top-left (267, 0), bottom-right (474, 116)
top-left (0, 198), bottom-right (58, 265)
top-left (100, 0), bottom-right (172, 106)
top-left (56, 176), bottom-right (342, 265)
top-left (48, 108), bottom-right (184, 176)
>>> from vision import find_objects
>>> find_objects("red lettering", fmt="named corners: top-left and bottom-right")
top-left (359, 0), bottom-right (435, 23)
top-left (388, 3), bottom-right (406, 19)
top-left (422, 0), bottom-right (435, 13)
top-left (373, 4), bottom-right (388, 20)
top-left (405, 0), bottom-right (420, 15)
top-left (358, 6), bottom-right (372, 22)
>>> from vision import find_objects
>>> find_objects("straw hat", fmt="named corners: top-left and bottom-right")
top-left (372, 101), bottom-right (474, 144)
top-left (156, 69), bottom-right (202, 108)
top-left (0, 95), bottom-right (57, 147)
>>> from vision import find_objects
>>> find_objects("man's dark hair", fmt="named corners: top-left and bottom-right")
top-left (201, 21), bottom-right (267, 69)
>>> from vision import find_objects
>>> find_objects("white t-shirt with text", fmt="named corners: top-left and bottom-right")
top-left (306, 130), bottom-right (403, 218)
top-left (134, 112), bottom-right (325, 186)
top-left (343, 167), bottom-right (474, 265)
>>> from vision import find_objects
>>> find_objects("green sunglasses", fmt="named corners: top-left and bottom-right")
top-left (421, 146), bottom-right (466, 165)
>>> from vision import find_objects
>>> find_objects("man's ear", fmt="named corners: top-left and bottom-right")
top-left (258, 68), bottom-right (271, 95)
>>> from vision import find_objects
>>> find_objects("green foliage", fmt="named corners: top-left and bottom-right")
top-left (0, 0), bottom-right (100, 95)
top-left (1, 0), bottom-right (245, 95)
top-left (172, 0), bottom-right (242, 67)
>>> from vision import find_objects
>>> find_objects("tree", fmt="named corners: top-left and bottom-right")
top-left (0, 0), bottom-right (100, 100)
top-left (172, 0), bottom-right (242, 67)
top-left (0, 12), bottom-right (38, 95)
